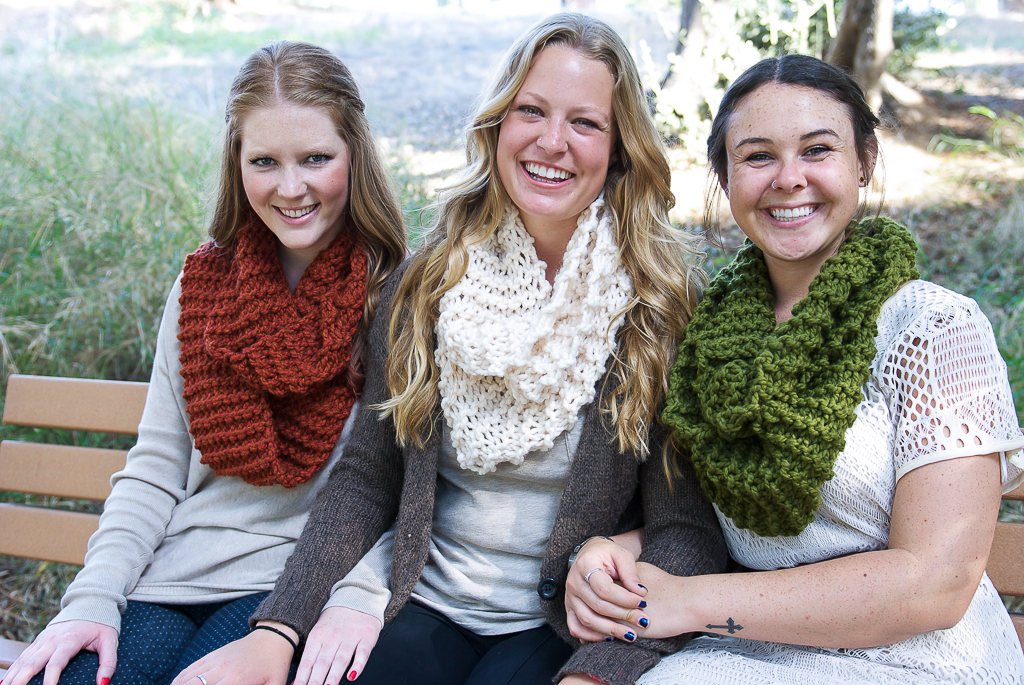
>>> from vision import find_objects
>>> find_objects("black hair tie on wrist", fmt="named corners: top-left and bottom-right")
top-left (252, 624), bottom-right (298, 652)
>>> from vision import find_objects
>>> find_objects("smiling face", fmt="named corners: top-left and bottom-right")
top-left (724, 82), bottom-right (870, 279)
top-left (496, 44), bottom-right (616, 243)
top-left (240, 102), bottom-right (351, 278)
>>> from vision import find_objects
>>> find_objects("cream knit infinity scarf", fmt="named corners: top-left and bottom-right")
top-left (436, 195), bottom-right (631, 474)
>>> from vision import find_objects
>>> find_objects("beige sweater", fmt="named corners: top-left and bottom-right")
top-left (52, 274), bottom-right (358, 633)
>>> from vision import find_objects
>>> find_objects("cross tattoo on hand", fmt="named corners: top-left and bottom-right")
top-left (706, 618), bottom-right (744, 634)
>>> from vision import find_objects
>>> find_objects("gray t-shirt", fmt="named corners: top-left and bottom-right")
top-left (325, 412), bottom-right (584, 634)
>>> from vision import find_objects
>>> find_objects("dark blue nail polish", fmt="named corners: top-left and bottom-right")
top-left (604, 636), bottom-right (613, 642)
top-left (639, 617), bottom-right (649, 628)
top-left (638, 600), bottom-right (647, 608)
top-left (625, 631), bottom-right (636, 641)
top-left (637, 584), bottom-right (647, 590)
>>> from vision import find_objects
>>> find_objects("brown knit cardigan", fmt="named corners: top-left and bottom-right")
top-left (251, 263), bottom-right (728, 685)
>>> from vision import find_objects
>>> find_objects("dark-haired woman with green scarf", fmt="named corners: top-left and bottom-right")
top-left (558, 54), bottom-right (1024, 685)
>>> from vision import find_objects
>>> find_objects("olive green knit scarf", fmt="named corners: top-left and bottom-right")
top-left (662, 218), bottom-right (919, 537)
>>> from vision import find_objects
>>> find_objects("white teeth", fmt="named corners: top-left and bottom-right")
top-left (525, 162), bottom-right (571, 181)
top-left (280, 205), bottom-right (316, 219)
top-left (770, 206), bottom-right (815, 221)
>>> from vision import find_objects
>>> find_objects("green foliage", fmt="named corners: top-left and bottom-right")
top-left (736, 0), bottom-right (837, 58)
top-left (650, 0), bottom-right (837, 156)
top-left (0, 78), bottom-right (215, 386)
top-left (929, 107), bottom-right (1024, 160)
top-left (653, 1), bottom-right (956, 148)
top-left (888, 9), bottom-right (948, 76)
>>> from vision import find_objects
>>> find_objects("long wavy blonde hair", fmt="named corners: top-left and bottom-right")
top-left (380, 14), bottom-right (705, 458)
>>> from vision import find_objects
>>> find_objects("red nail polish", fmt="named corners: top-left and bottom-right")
top-left (348, 671), bottom-right (358, 681)
top-left (102, 679), bottom-right (110, 685)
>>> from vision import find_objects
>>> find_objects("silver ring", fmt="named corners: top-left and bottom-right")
top-left (584, 568), bottom-right (604, 584)
top-left (772, 180), bottom-right (779, 190)
top-left (197, 675), bottom-right (209, 685)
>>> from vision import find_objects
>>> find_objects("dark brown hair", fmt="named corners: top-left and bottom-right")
top-left (705, 54), bottom-right (881, 228)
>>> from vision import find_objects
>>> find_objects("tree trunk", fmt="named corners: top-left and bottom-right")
top-left (827, 0), bottom-right (894, 111)
top-left (659, 0), bottom-right (707, 121)
top-left (859, 0), bottom-right (894, 110)
top-left (662, 0), bottom-right (703, 90)
top-left (828, 0), bottom-right (875, 74)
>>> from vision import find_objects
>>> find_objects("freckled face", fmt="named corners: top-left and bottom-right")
top-left (240, 103), bottom-right (351, 267)
top-left (496, 44), bottom-right (616, 242)
top-left (724, 83), bottom-right (868, 277)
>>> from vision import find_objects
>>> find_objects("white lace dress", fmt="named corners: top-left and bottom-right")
top-left (641, 280), bottom-right (1024, 685)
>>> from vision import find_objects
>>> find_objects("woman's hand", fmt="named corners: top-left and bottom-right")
top-left (565, 537), bottom-right (649, 643)
top-left (170, 623), bottom-right (295, 685)
top-left (0, 620), bottom-right (118, 685)
top-left (293, 606), bottom-right (382, 685)
top-left (559, 674), bottom-right (603, 684)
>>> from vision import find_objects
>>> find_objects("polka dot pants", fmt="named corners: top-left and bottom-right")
top-left (28, 592), bottom-right (270, 685)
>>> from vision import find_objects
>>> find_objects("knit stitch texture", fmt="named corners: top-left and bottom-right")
top-left (435, 195), bottom-right (631, 474)
top-left (662, 218), bottom-right (920, 536)
top-left (177, 217), bottom-right (367, 487)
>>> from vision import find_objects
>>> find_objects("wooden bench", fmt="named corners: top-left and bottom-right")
top-left (0, 374), bottom-right (147, 675)
top-left (0, 374), bottom-right (1022, 676)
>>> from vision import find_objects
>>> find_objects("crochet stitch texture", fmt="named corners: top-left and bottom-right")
top-left (663, 218), bottom-right (920, 536)
top-left (435, 195), bottom-right (631, 474)
top-left (177, 217), bottom-right (367, 487)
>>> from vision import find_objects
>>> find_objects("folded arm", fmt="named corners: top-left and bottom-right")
top-left (582, 452), bottom-right (1002, 648)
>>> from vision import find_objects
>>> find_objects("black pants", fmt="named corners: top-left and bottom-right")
top-left (357, 601), bottom-right (574, 685)
top-left (28, 593), bottom-right (270, 685)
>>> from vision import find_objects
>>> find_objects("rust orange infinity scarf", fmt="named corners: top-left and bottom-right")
top-left (178, 217), bottom-right (367, 487)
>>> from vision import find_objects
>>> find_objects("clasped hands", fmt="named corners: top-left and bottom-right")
top-left (564, 537), bottom-right (680, 644)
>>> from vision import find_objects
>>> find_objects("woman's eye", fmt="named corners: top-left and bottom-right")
top-left (250, 157), bottom-right (274, 167)
top-left (805, 145), bottom-right (831, 157)
top-left (574, 118), bottom-right (598, 129)
top-left (745, 152), bottom-right (772, 163)
top-left (308, 154), bottom-right (331, 164)
top-left (518, 105), bottom-right (542, 116)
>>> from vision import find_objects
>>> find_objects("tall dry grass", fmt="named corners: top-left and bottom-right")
top-left (0, 81), bottom-right (214, 385)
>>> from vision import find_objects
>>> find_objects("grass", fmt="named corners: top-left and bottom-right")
top-left (0, 75), bottom-right (214, 385)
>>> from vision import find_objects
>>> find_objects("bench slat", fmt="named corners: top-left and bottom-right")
top-left (2, 375), bottom-right (147, 435)
top-left (1012, 615), bottom-right (1024, 650)
top-left (0, 637), bottom-right (27, 670)
top-left (1004, 482), bottom-right (1024, 502)
top-left (989, 521), bottom-right (1024, 597)
top-left (0, 441), bottom-right (126, 501)
top-left (0, 504), bottom-right (98, 566)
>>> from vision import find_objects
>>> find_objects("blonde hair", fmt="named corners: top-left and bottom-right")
top-left (209, 41), bottom-right (406, 323)
top-left (381, 13), bottom-right (706, 458)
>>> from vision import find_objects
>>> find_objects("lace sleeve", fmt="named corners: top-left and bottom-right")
top-left (880, 283), bottom-right (1024, 486)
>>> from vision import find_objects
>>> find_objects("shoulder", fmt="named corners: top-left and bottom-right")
top-left (376, 257), bottom-right (414, 320)
top-left (875, 279), bottom-right (993, 353)
top-left (367, 257), bottom-right (414, 347)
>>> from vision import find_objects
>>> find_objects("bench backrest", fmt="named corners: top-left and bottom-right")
top-left (0, 374), bottom-right (147, 566)
top-left (1, 374), bottom-right (1022, 648)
